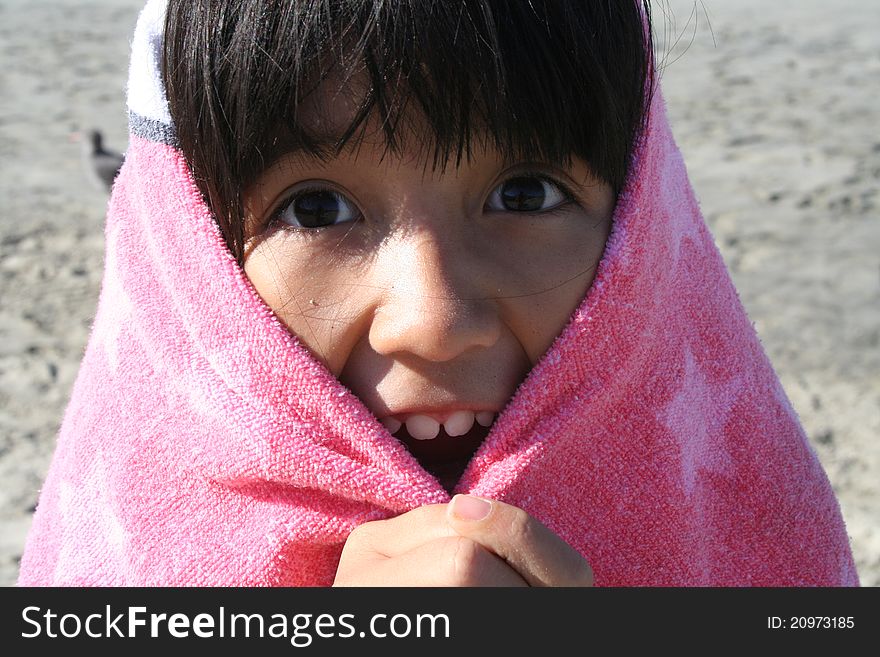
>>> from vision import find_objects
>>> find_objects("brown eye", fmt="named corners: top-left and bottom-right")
top-left (486, 176), bottom-right (569, 213)
top-left (278, 188), bottom-right (360, 228)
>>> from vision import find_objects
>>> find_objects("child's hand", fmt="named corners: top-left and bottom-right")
top-left (333, 495), bottom-right (593, 586)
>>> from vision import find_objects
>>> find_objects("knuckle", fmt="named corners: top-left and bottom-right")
top-left (443, 536), bottom-right (485, 586)
top-left (506, 507), bottom-right (536, 546)
top-left (345, 521), bottom-right (372, 546)
top-left (345, 517), bottom-right (385, 551)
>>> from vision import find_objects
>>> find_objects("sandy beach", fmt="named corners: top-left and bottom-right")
top-left (1, 0), bottom-right (877, 586)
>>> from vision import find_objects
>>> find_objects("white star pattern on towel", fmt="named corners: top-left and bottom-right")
top-left (97, 223), bottom-right (134, 372)
top-left (662, 344), bottom-right (743, 497)
top-left (672, 212), bottom-right (705, 266)
top-left (57, 452), bottom-right (127, 581)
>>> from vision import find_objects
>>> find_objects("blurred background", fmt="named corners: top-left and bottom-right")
top-left (1, 0), bottom-right (877, 586)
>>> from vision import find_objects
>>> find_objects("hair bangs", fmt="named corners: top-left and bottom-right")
top-left (164, 0), bottom-right (653, 262)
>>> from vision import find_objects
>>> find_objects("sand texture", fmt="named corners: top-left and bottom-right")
top-left (1, 0), bottom-right (877, 586)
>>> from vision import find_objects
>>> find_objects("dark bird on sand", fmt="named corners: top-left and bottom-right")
top-left (82, 129), bottom-right (125, 192)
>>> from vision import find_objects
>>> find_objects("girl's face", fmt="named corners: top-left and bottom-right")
top-left (242, 94), bottom-right (615, 485)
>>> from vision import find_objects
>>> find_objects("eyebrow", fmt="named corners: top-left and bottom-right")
top-left (262, 132), bottom-right (342, 165)
top-left (258, 125), bottom-right (416, 176)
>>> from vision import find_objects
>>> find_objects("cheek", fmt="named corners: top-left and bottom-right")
top-left (503, 263), bottom-right (599, 364)
top-left (242, 236), bottom-right (372, 375)
top-left (493, 214), bottom-right (612, 364)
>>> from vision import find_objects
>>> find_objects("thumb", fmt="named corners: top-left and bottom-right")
top-left (446, 494), bottom-right (593, 587)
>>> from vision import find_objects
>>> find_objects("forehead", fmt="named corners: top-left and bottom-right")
top-left (290, 68), bottom-right (497, 171)
top-left (296, 69), bottom-right (368, 143)
top-left (287, 71), bottom-right (598, 185)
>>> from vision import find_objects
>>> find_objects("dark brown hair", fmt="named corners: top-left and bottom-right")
top-left (163, 1), bottom-right (654, 264)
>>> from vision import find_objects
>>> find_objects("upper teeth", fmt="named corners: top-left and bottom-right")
top-left (380, 410), bottom-right (496, 440)
top-left (406, 414), bottom-right (441, 440)
top-left (380, 416), bottom-right (403, 435)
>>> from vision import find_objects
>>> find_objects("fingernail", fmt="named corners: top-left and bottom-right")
top-left (449, 494), bottom-right (492, 521)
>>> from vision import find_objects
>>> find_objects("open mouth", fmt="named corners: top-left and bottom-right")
top-left (380, 411), bottom-right (495, 491)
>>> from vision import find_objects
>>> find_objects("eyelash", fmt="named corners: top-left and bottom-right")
top-left (267, 171), bottom-right (577, 231)
top-left (495, 170), bottom-right (577, 211)
top-left (268, 184), bottom-right (359, 232)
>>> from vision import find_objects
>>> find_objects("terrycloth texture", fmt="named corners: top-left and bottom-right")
top-left (19, 0), bottom-right (858, 586)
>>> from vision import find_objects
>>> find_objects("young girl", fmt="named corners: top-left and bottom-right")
top-left (18, 0), bottom-right (857, 586)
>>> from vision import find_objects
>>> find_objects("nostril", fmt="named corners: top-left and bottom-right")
top-left (369, 300), bottom-right (502, 362)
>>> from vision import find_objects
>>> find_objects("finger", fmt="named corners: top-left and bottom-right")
top-left (335, 535), bottom-right (528, 587)
top-left (445, 495), bottom-right (593, 587)
top-left (347, 503), bottom-right (456, 558)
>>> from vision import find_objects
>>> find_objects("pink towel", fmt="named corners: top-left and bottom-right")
top-left (19, 1), bottom-right (857, 586)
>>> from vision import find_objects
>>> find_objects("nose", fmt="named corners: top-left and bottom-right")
top-left (368, 231), bottom-right (503, 362)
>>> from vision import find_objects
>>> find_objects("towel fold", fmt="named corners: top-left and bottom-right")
top-left (18, 0), bottom-right (858, 586)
